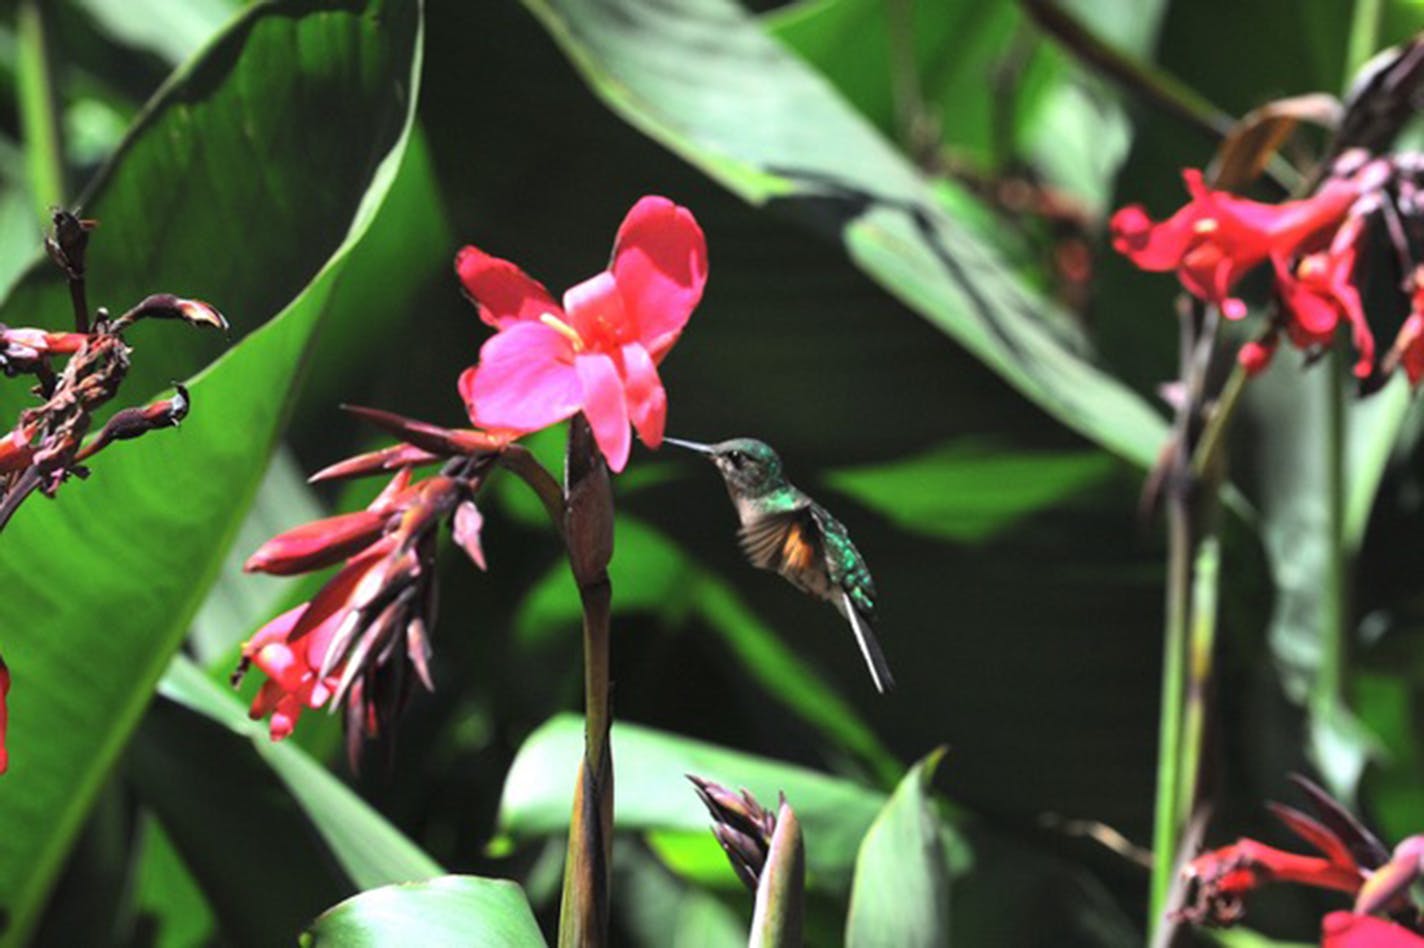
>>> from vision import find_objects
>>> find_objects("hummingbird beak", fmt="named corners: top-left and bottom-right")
top-left (662, 437), bottom-right (715, 456)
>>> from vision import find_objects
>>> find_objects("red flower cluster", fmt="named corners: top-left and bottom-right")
top-left (235, 421), bottom-right (497, 757)
top-left (456, 196), bottom-right (707, 472)
top-left (1111, 158), bottom-right (1404, 379)
top-left (1176, 776), bottom-right (1424, 945)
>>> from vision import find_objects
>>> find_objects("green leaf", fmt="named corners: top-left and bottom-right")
top-left (822, 439), bottom-right (1116, 544)
top-left (0, 1), bottom-right (423, 940)
top-left (71, 0), bottom-right (242, 65)
top-left (845, 749), bottom-right (951, 948)
top-left (127, 656), bottom-right (441, 943)
top-left (129, 815), bottom-right (217, 948)
top-left (302, 876), bottom-right (546, 947)
top-left (520, 0), bottom-right (1168, 468)
top-left (0, 0), bottom-right (425, 418)
top-left (615, 844), bottom-right (747, 948)
top-left (498, 714), bottom-right (886, 891)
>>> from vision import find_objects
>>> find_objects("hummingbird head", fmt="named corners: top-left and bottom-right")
top-left (664, 436), bottom-right (784, 497)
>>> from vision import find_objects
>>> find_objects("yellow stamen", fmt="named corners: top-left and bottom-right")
top-left (539, 313), bottom-right (585, 352)
top-left (1193, 218), bottom-right (1219, 235)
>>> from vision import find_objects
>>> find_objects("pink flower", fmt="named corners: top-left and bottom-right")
top-left (239, 539), bottom-right (392, 740)
top-left (1112, 169), bottom-right (1366, 318)
top-left (1272, 217), bottom-right (1374, 378)
top-left (1322, 913), bottom-right (1424, 947)
top-left (456, 196), bottom-right (708, 472)
top-left (0, 654), bottom-right (9, 775)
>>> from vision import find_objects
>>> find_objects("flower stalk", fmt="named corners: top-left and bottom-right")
top-left (557, 414), bottom-right (616, 948)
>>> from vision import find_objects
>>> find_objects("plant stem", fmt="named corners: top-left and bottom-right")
top-left (1315, 355), bottom-right (1348, 714)
top-left (557, 415), bottom-right (615, 948)
top-left (1019, 0), bottom-right (1233, 140)
top-left (1149, 486), bottom-right (1192, 933)
top-left (1176, 533), bottom-right (1220, 828)
top-left (1190, 363), bottom-right (1248, 479)
top-left (15, 0), bottom-right (65, 220)
top-left (1345, 0), bottom-right (1384, 80)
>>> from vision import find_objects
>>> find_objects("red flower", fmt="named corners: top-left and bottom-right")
top-left (1272, 216), bottom-right (1374, 378)
top-left (1386, 273), bottom-right (1424, 386)
top-left (456, 195), bottom-right (708, 472)
top-left (239, 539), bottom-right (393, 740)
top-left (1112, 169), bottom-right (1366, 318)
top-left (0, 654), bottom-right (9, 774)
top-left (1322, 913), bottom-right (1424, 947)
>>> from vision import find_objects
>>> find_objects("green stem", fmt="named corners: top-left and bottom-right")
top-left (1019, 0), bottom-right (1233, 140)
top-left (1191, 362), bottom-right (1248, 479)
top-left (1315, 354), bottom-right (1348, 714)
top-left (1345, 0), bottom-right (1384, 80)
top-left (15, 0), bottom-right (65, 219)
top-left (1148, 489), bottom-right (1192, 934)
top-left (1176, 533), bottom-right (1220, 828)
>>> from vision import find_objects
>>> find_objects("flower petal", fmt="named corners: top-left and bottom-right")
top-left (621, 342), bottom-right (666, 448)
top-left (576, 352), bottom-right (631, 472)
top-left (466, 321), bottom-right (582, 432)
top-left (243, 509), bottom-right (387, 576)
top-left (0, 654), bottom-right (9, 775)
top-left (1322, 912), bottom-right (1424, 947)
top-left (610, 196), bottom-right (707, 356)
top-left (455, 246), bottom-right (562, 329)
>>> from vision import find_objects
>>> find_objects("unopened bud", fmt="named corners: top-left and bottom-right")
top-left (244, 508), bottom-right (388, 576)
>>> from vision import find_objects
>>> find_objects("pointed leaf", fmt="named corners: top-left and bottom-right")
top-left (303, 876), bottom-right (546, 947)
top-left (0, 1), bottom-right (423, 938)
top-left (845, 749), bottom-right (951, 948)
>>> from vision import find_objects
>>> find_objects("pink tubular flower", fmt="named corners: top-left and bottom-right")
top-left (0, 654), bottom-right (9, 774)
top-left (239, 540), bottom-right (392, 740)
top-left (1322, 913), bottom-right (1424, 947)
top-left (1111, 169), bottom-right (1366, 318)
top-left (456, 195), bottom-right (708, 472)
top-left (1272, 217), bottom-right (1374, 378)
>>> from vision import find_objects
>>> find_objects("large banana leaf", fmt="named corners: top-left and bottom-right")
top-left (0, 0), bottom-right (423, 940)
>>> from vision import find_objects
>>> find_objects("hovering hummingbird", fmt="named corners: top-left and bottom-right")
top-left (664, 437), bottom-right (894, 693)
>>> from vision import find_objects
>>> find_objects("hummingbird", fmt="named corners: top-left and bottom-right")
top-left (664, 437), bottom-right (894, 693)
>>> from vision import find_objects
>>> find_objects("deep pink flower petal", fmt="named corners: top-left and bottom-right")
top-left (564, 271), bottom-right (629, 350)
top-left (1322, 912), bottom-right (1424, 947)
top-left (610, 196), bottom-right (707, 354)
top-left (1110, 203), bottom-right (1198, 271)
top-left (455, 246), bottom-right (562, 329)
top-left (576, 352), bottom-right (631, 472)
top-left (0, 655), bottom-right (9, 775)
top-left (245, 605), bottom-right (304, 652)
top-left (244, 509), bottom-right (387, 576)
top-left (620, 342), bottom-right (666, 448)
top-left (466, 321), bottom-right (582, 432)
top-left (289, 537), bottom-right (396, 666)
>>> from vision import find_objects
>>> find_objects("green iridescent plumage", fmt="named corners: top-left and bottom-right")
top-left (665, 436), bottom-right (893, 693)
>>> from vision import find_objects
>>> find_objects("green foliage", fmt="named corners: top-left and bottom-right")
top-left (6, 0), bottom-right (1424, 945)
top-left (302, 876), bottom-right (546, 947)
top-left (845, 749), bottom-right (951, 948)
top-left (0, 0), bottom-right (422, 940)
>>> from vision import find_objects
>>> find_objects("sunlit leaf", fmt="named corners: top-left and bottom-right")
top-left (0, 1), bottom-right (423, 938)
top-left (302, 876), bottom-right (546, 947)
top-left (822, 439), bottom-right (1115, 544)
top-left (845, 749), bottom-right (951, 948)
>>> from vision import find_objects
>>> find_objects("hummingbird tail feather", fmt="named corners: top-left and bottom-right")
top-left (843, 590), bottom-right (895, 693)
